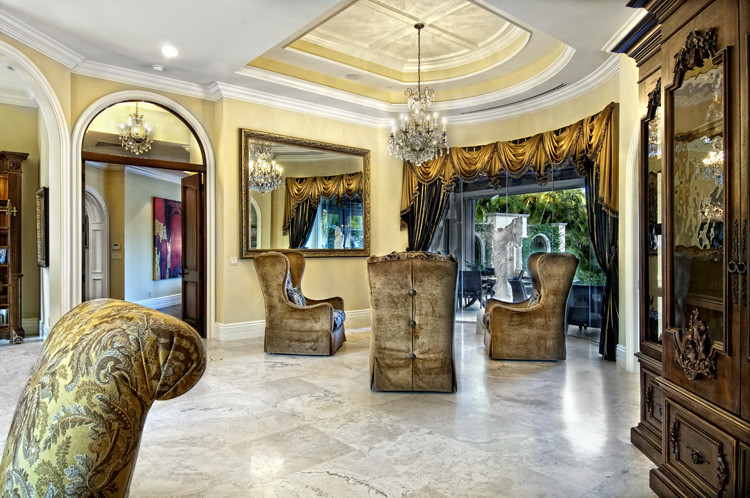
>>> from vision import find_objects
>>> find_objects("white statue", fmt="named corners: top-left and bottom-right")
top-left (334, 226), bottom-right (344, 249)
top-left (492, 216), bottom-right (524, 301)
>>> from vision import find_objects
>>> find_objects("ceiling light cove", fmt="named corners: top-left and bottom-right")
top-left (242, 0), bottom-right (575, 107)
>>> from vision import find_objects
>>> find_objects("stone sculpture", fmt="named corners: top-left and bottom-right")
top-left (492, 216), bottom-right (524, 301)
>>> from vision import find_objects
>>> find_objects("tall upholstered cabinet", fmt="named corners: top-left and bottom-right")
top-left (0, 151), bottom-right (26, 343)
top-left (619, 0), bottom-right (750, 495)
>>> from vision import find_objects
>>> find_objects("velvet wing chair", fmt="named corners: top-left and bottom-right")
top-left (253, 250), bottom-right (346, 355)
top-left (484, 252), bottom-right (578, 361)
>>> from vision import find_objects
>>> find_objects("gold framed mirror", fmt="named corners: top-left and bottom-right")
top-left (240, 129), bottom-right (370, 258)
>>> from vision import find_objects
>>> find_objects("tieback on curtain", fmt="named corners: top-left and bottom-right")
top-left (400, 102), bottom-right (618, 222)
top-left (282, 172), bottom-right (363, 235)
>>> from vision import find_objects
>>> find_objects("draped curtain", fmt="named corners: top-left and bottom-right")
top-left (283, 172), bottom-right (363, 235)
top-left (399, 102), bottom-right (619, 359)
top-left (287, 198), bottom-right (318, 249)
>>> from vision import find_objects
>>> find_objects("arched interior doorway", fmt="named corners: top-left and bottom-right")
top-left (0, 41), bottom-right (68, 341)
top-left (74, 96), bottom-right (214, 338)
top-left (83, 185), bottom-right (109, 300)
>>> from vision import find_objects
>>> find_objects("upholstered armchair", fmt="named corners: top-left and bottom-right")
top-left (484, 252), bottom-right (578, 361)
top-left (254, 250), bottom-right (346, 355)
top-left (367, 252), bottom-right (457, 392)
top-left (1, 298), bottom-right (205, 497)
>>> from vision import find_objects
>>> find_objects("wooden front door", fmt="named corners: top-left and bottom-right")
top-left (181, 173), bottom-right (205, 337)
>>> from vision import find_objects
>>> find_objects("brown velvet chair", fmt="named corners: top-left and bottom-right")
top-left (253, 250), bottom-right (346, 355)
top-left (367, 252), bottom-right (457, 392)
top-left (484, 252), bottom-right (578, 361)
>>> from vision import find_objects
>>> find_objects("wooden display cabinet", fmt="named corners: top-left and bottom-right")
top-left (0, 151), bottom-right (26, 343)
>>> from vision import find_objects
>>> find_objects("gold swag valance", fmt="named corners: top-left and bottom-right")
top-left (283, 171), bottom-right (363, 234)
top-left (401, 102), bottom-right (618, 218)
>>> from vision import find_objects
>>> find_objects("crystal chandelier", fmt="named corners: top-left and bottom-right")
top-left (388, 23), bottom-right (449, 166)
top-left (119, 102), bottom-right (153, 155)
top-left (247, 145), bottom-right (283, 194)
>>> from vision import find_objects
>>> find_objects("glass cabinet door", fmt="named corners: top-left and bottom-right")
top-left (641, 80), bottom-right (663, 358)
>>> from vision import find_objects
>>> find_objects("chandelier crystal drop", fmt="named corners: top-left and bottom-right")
top-left (119, 102), bottom-right (153, 155)
top-left (388, 22), bottom-right (449, 166)
top-left (247, 144), bottom-right (283, 194)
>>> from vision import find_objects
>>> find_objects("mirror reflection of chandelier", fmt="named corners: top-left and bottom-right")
top-left (387, 23), bottom-right (449, 166)
top-left (248, 145), bottom-right (283, 194)
top-left (696, 135), bottom-right (724, 185)
top-left (119, 102), bottom-right (153, 155)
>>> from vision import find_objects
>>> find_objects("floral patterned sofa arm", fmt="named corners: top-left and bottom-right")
top-left (1, 298), bottom-right (206, 497)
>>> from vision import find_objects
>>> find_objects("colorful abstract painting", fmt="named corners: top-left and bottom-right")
top-left (153, 197), bottom-right (182, 280)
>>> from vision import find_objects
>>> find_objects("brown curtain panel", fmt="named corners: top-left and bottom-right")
top-left (400, 179), bottom-right (452, 251)
top-left (287, 198), bottom-right (318, 249)
top-left (283, 172), bottom-right (363, 234)
top-left (583, 163), bottom-right (619, 360)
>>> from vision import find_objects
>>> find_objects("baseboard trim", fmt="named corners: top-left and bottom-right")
top-left (21, 317), bottom-right (39, 335)
top-left (616, 344), bottom-right (627, 365)
top-left (345, 308), bottom-right (371, 329)
top-left (135, 294), bottom-right (181, 309)
top-left (215, 320), bottom-right (265, 341)
top-left (215, 308), bottom-right (371, 342)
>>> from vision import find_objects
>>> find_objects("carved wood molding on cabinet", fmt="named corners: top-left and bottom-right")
top-left (672, 28), bottom-right (717, 86)
top-left (673, 309), bottom-right (717, 381)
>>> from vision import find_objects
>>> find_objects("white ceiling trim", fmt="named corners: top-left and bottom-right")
top-left (0, 11), bottom-right (84, 69)
top-left (235, 43), bottom-right (573, 116)
top-left (0, 88), bottom-right (37, 107)
top-left (601, 8), bottom-right (648, 53)
top-left (448, 53), bottom-right (621, 125)
top-left (125, 165), bottom-right (184, 185)
top-left (234, 66), bottom-right (392, 111)
top-left (209, 82), bottom-right (386, 127)
top-left (73, 60), bottom-right (209, 100)
top-left (429, 44), bottom-right (575, 112)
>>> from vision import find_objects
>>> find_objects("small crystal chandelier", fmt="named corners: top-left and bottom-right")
top-left (248, 144), bottom-right (283, 194)
top-left (388, 23), bottom-right (449, 166)
top-left (119, 102), bottom-right (153, 155)
top-left (696, 136), bottom-right (724, 185)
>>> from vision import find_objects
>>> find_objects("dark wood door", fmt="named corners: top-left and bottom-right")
top-left (181, 173), bottom-right (205, 337)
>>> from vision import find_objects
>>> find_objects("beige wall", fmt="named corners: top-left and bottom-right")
top-left (0, 103), bottom-right (41, 332)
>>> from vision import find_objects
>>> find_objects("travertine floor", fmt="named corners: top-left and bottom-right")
top-left (0, 326), bottom-right (656, 497)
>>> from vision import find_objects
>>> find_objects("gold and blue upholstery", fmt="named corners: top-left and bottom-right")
top-left (0, 298), bottom-right (206, 497)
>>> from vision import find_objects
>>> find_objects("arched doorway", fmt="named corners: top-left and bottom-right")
top-left (72, 92), bottom-right (215, 338)
top-left (0, 41), bottom-right (69, 339)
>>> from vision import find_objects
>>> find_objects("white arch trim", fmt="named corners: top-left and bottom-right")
top-left (0, 40), bottom-right (69, 336)
top-left (71, 91), bottom-right (216, 338)
top-left (249, 196), bottom-right (261, 249)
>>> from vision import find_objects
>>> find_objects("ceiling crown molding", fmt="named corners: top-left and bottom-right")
top-left (208, 82), bottom-right (387, 128)
top-left (0, 88), bottom-right (37, 108)
top-left (449, 53), bottom-right (621, 125)
top-left (0, 11), bottom-right (84, 68)
top-left (126, 165), bottom-right (184, 185)
top-left (602, 8), bottom-right (648, 52)
top-left (74, 60), bottom-right (209, 100)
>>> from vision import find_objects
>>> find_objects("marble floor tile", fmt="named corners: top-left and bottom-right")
top-left (0, 327), bottom-right (656, 496)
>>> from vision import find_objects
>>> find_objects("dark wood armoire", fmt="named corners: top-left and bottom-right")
top-left (0, 151), bottom-right (26, 342)
top-left (617, 0), bottom-right (750, 496)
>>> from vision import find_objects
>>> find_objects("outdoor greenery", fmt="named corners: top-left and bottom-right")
top-left (475, 188), bottom-right (604, 284)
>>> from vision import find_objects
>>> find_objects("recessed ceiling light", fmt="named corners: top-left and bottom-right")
top-left (152, 64), bottom-right (165, 72)
top-left (161, 45), bottom-right (178, 58)
top-left (345, 73), bottom-right (363, 81)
